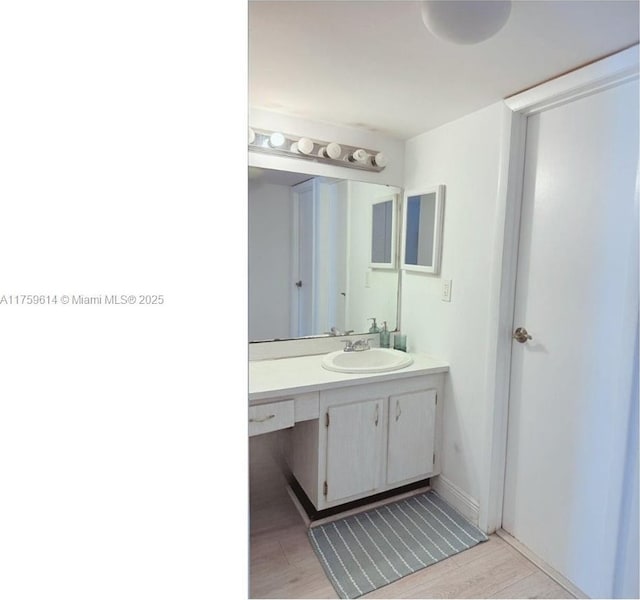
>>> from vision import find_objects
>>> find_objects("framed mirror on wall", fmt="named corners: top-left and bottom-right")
top-left (401, 185), bottom-right (445, 275)
top-left (248, 167), bottom-right (402, 342)
top-left (370, 194), bottom-right (398, 269)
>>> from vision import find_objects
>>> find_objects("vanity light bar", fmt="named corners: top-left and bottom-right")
top-left (248, 127), bottom-right (387, 172)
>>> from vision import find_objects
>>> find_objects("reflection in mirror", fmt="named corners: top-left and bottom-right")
top-left (401, 185), bottom-right (445, 274)
top-left (248, 167), bottom-right (401, 342)
top-left (370, 195), bottom-right (397, 269)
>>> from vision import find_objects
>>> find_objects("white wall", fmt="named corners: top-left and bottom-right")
top-left (248, 180), bottom-right (292, 341)
top-left (249, 108), bottom-right (405, 188)
top-left (402, 102), bottom-right (508, 515)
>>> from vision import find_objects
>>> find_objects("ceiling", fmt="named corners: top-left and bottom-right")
top-left (248, 0), bottom-right (639, 140)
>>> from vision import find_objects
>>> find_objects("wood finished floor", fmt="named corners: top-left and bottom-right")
top-left (249, 433), bottom-right (575, 599)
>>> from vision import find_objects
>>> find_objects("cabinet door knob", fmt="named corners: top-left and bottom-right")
top-left (374, 405), bottom-right (379, 426)
top-left (395, 399), bottom-right (401, 422)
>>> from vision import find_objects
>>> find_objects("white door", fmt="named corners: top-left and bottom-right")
top-left (325, 398), bottom-right (384, 503)
top-left (502, 79), bottom-right (639, 597)
top-left (387, 390), bottom-right (436, 485)
top-left (292, 180), bottom-right (315, 337)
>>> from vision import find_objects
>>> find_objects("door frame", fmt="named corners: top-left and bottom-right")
top-left (480, 44), bottom-right (639, 534)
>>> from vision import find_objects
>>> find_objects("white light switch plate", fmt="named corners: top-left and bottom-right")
top-left (442, 279), bottom-right (452, 302)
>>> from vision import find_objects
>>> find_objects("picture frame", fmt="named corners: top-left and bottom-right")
top-left (400, 185), bottom-right (445, 274)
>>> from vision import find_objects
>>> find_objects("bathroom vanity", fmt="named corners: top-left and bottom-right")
top-left (249, 353), bottom-right (448, 511)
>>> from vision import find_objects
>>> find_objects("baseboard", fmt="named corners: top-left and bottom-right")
top-left (430, 474), bottom-right (480, 526)
top-left (496, 528), bottom-right (586, 598)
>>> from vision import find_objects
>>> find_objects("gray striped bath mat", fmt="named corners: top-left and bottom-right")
top-left (308, 490), bottom-right (488, 599)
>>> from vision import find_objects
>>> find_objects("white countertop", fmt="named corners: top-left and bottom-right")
top-left (249, 352), bottom-right (449, 402)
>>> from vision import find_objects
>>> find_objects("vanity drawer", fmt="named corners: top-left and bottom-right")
top-left (249, 400), bottom-right (294, 436)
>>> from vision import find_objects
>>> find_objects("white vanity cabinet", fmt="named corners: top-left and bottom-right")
top-left (387, 389), bottom-right (437, 485)
top-left (325, 397), bottom-right (385, 502)
top-left (290, 372), bottom-right (444, 511)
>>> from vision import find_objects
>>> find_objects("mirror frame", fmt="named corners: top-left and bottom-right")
top-left (401, 184), bottom-right (445, 275)
top-left (369, 193), bottom-right (399, 270)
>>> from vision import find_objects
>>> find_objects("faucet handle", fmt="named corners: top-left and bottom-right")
top-left (342, 340), bottom-right (353, 351)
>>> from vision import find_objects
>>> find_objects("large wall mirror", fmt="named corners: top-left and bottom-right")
top-left (249, 167), bottom-right (402, 342)
top-left (401, 185), bottom-right (445, 275)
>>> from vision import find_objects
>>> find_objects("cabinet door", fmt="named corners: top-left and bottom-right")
top-left (325, 398), bottom-right (384, 502)
top-left (387, 389), bottom-right (436, 485)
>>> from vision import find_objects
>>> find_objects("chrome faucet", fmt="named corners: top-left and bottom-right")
top-left (343, 338), bottom-right (371, 352)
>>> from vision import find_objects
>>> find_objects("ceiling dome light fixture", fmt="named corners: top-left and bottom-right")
top-left (421, 0), bottom-right (511, 45)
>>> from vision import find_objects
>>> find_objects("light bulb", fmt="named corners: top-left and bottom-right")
top-left (372, 152), bottom-right (387, 168)
top-left (289, 142), bottom-right (299, 153)
top-left (318, 142), bottom-right (341, 160)
top-left (297, 137), bottom-right (314, 155)
top-left (269, 132), bottom-right (286, 148)
top-left (248, 128), bottom-right (256, 144)
top-left (349, 149), bottom-right (369, 163)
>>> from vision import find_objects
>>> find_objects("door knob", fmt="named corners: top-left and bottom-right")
top-left (513, 327), bottom-right (532, 343)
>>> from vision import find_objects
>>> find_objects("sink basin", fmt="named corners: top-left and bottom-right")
top-left (321, 348), bottom-right (413, 374)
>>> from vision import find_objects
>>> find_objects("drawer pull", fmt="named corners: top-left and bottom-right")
top-left (250, 414), bottom-right (276, 423)
top-left (396, 400), bottom-right (401, 422)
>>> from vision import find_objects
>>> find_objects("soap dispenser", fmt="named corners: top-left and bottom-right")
top-left (380, 321), bottom-right (390, 348)
top-left (368, 317), bottom-right (380, 333)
